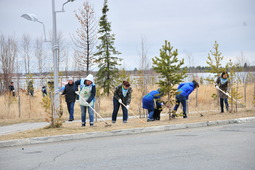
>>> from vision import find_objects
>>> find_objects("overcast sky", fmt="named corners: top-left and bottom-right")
top-left (0, 0), bottom-right (255, 70)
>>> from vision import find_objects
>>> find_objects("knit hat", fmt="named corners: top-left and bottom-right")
top-left (67, 77), bottom-right (73, 81)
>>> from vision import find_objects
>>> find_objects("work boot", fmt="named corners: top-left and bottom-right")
top-left (90, 123), bottom-right (94, 126)
top-left (147, 118), bottom-right (155, 122)
top-left (171, 110), bottom-right (177, 118)
top-left (183, 113), bottom-right (187, 118)
top-left (81, 123), bottom-right (86, 127)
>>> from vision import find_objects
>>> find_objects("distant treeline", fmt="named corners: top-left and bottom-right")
top-left (181, 65), bottom-right (255, 73)
top-left (1, 65), bottom-right (255, 78)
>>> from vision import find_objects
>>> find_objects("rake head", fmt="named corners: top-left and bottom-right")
top-left (105, 124), bottom-right (112, 127)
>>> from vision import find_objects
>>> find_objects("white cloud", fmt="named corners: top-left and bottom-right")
top-left (0, 0), bottom-right (254, 71)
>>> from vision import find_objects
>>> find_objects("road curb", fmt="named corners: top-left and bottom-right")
top-left (0, 117), bottom-right (255, 148)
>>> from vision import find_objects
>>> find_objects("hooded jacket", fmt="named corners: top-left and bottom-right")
top-left (75, 74), bottom-right (96, 104)
top-left (142, 90), bottom-right (163, 110)
top-left (177, 82), bottom-right (196, 99)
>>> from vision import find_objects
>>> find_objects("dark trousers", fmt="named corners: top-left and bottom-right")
top-left (173, 94), bottom-right (187, 114)
top-left (112, 98), bottom-right (128, 122)
top-left (153, 105), bottom-right (162, 120)
top-left (67, 102), bottom-right (75, 120)
top-left (220, 98), bottom-right (229, 112)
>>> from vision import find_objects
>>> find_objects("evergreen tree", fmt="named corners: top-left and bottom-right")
top-left (95, 0), bottom-right (121, 96)
top-left (206, 41), bottom-right (226, 77)
top-left (226, 59), bottom-right (242, 112)
top-left (152, 40), bottom-right (186, 118)
top-left (115, 68), bottom-right (131, 86)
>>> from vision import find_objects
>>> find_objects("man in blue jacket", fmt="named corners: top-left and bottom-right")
top-left (172, 80), bottom-right (199, 118)
top-left (142, 89), bottom-right (164, 122)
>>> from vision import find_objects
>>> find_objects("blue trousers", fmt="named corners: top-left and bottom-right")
top-left (173, 94), bottom-right (187, 114)
top-left (220, 98), bottom-right (229, 112)
top-left (80, 104), bottom-right (94, 123)
top-left (148, 109), bottom-right (154, 119)
top-left (67, 102), bottom-right (75, 120)
top-left (112, 98), bottom-right (128, 122)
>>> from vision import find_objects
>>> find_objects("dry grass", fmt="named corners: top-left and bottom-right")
top-left (0, 84), bottom-right (254, 125)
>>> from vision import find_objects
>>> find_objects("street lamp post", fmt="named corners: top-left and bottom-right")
top-left (52, 0), bottom-right (59, 120)
top-left (21, 14), bottom-right (48, 42)
top-left (51, 0), bottom-right (75, 120)
top-left (22, 0), bottom-right (75, 122)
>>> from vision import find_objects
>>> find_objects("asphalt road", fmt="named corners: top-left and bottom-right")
top-left (1, 122), bottom-right (254, 170)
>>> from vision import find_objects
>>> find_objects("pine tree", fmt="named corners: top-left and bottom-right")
top-left (226, 59), bottom-right (242, 112)
top-left (152, 40), bottom-right (186, 119)
top-left (206, 41), bottom-right (226, 78)
top-left (95, 0), bottom-right (121, 96)
top-left (206, 41), bottom-right (242, 112)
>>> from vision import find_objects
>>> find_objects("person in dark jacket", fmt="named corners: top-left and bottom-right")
top-left (215, 72), bottom-right (230, 113)
top-left (27, 80), bottom-right (34, 97)
top-left (62, 77), bottom-right (76, 121)
top-left (142, 89), bottom-right (164, 122)
top-left (75, 74), bottom-right (96, 126)
top-left (172, 80), bottom-right (199, 118)
top-left (112, 81), bottom-right (132, 123)
top-left (41, 86), bottom-right (47, 97)
top-left (9, 82), bottom-right (15, 97)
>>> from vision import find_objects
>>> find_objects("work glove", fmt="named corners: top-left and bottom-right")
top-left (126, 105), bottom-right (130, 109)
top-left (118, 99), bottom-right (122, 103)
top-left (225, 92), bottom-right (230, 96)
top-left (215, 85), bottom-right (219, 89)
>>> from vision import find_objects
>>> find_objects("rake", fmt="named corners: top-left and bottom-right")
top-left (76, 92), bottom-right (112, 127)
top-left (215, 86), bottom-right (245, 107)
top-left (114, 96), bottom-right (146, 123)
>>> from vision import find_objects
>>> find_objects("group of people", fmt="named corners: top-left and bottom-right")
top-left (62, 74), bottom-right (132, 126)
top-left (62, 74), bottom-right (97, 126)
top-left (8, 81), bottom-right (35, 97)
top-left (60, 71), bottom-right (230, 126)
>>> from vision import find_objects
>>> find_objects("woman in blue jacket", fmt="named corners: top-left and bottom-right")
top-left (172, 80), bottom-right (199, 118)
top-left (142, 89), bottom-right (164, 122)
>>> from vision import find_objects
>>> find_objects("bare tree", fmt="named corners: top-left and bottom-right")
top-left (236, 52), bottom-right (250, 106)
top-left (64, 50), bottom-right (70, 77)
top-left (0, 34), bottom-right (17, 91)
top-left (34, 37), bottom-right (45, 85)
top-left (21, 34), bottom-right (32, 74)
top-left (137, 36), bottom-right (150, 117)
top-left (185, 51), bottom-right (193, 73)
top-left (72, 1), bottom-right (98, 75)
top-left (73, 50), bottom-right (82, 78)
top-left (57, 32), bottom-right (67, 71)
top-left (139, 36), bottom-right (150, 72)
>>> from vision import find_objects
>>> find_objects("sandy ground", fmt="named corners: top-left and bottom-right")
top-left (0, 109), bottom-right (254, 141)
